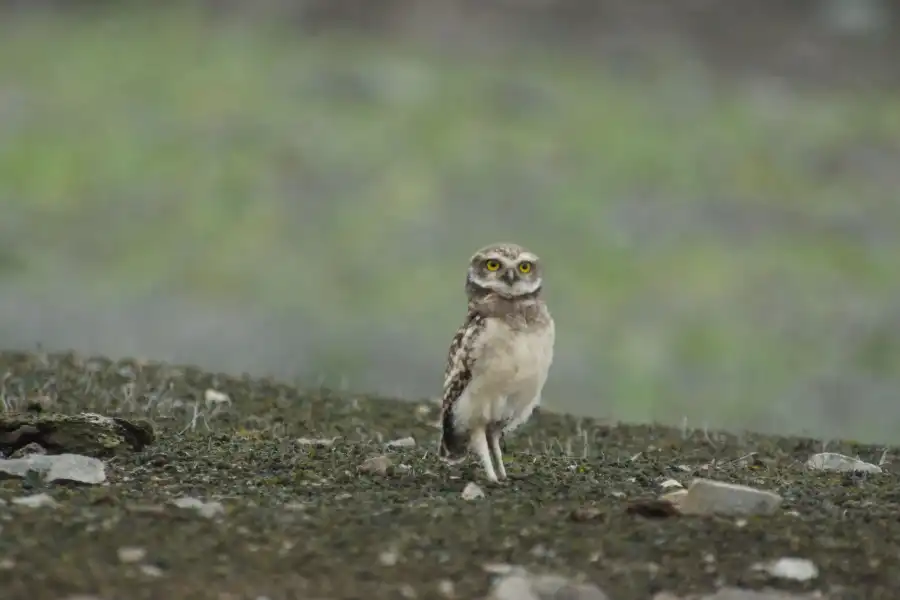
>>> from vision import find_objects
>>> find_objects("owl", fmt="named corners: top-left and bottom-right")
top-left (438, 242), bottom-right (555, 483)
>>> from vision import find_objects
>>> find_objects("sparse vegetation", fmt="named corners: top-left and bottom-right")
top-left (0, 351), bottom-right (898, 599)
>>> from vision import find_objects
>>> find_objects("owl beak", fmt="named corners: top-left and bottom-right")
top-left (501, 269), bottom-right (517, 285)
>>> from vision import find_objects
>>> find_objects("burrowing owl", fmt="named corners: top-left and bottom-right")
top-left (438, 242), bottom-right (555, 483)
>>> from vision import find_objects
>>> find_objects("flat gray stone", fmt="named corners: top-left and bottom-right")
top-left (11, 493), bottom-right (58, 508)
top-left (0, 452), bottom-right (106, 484)
top-left (806, 452), bottom-right (882, 474)
top-left (386, 436), bottom-right (416, 448)
top-left (677, 478), bottom-right (782, 516)
top-left (171, 496), bottom-right (225, 519)
top-left (753, 557), bottom-right (819, 582)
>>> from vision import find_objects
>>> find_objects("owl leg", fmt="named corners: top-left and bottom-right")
top-left (469, 427), bottom-right (499, 483)
top-left (488, 427), bottom-right (507, 481)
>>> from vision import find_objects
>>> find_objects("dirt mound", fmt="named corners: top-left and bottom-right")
top-left (0, 351), bottom-right (896, 599)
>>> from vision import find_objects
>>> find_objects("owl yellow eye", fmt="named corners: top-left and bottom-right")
top-left (518, 261), bottom-right (533, 274)
top-left (485, 259), bottom-right (501, 271)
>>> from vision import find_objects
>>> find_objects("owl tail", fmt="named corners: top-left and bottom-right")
top-left (438, 410), bottom-right (468, 460)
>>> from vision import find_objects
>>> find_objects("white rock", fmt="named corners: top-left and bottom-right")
top-left (11, 493), bottom-right (58, 508)
top-left (806, 452), bottom-right (882, 474)
top-left (359, 455), bottom-right (393, 475)
top-left (483, 563), bottom-right (516, 575)
top-left (139, 564), bottom-right (164, 577)
top-left (0, 453), bottom-right (106, 485)
top-left (296, 437), bottom-right (339, 447)
top-left (659, 478), bottom-right (683, 489)
top-left (486, 567), bottom-right (610, 600)
top-left (379, 549), bottom-right (400, 566)
top-left (438, 580), bottom-right (455, 597)
top-left (755, 557), bottom-right (819, 582)
top-left (462, 482), bottom-right (485, 500)
top-left (204, 389), bottom-right (231, 406)
top-left (117, 546), bottom-right (147, 563)
top-left (171, 496), bottom-right (225, 518)
top-left (677, 478), bottom-right (782, 516)
top-left (386, 436), bottom-right (416, 448)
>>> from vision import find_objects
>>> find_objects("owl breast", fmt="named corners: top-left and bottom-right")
top-left (461, 315), bottom-right (555, 430)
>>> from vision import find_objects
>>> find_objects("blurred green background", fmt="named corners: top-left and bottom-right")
top-left (1, 1), bottom-right (899, 441)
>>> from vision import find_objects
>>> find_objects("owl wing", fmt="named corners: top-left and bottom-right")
top-left (438, 311), bottom-right (486, 457)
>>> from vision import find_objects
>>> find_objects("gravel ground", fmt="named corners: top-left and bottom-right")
top-left (0, 351), bottom-right (897, 600)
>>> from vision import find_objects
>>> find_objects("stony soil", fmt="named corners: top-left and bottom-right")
top-left (0, 351), bottom-right (897, 600)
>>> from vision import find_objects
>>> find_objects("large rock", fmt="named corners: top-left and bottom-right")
top-left (671, 478), bottom-right (782, 517)
top-left (0, 412), bottom-right (154, 458)
top-left (0, 453), bottom-right (107, 484)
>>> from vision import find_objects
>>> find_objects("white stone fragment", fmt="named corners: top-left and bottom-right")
top-left (204, 389), bottom-right (231, 406)
top-left (386, 436), bottom-right (416, 448)
top-left (11, 493), bottom-right (58, 508)
top-left (139, 564), bottom-right (164, 577)
top-left (379, 549), bottom-right (400, 566)
top-left (171, 496), bottom-right (225, 518)
top-left (483, 563), bottom-right (516, 575)
top-left (359, 455), bottom-right (392, 475)
top-left (677, 478), bottom-right (782, 516)
top-left (659, 478), bottom-right (683, 489)
top-left (0, 453), bottom-right (106, 484)
top-left (462, 482), bottom-right (485, 500)
top-left (754, 557), bottom-right (819, 582)
top-left (806, 452), bottom-right (882, 474)
top-left (295, 437), bottom-right (339, 447)
top-left (438, 580), bottom-right (455, 597)
top-left (117, 546), bottom-right (147, 563)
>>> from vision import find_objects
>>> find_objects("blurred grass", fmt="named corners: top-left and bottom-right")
top-left (1, 7), bottom-right (899, 440)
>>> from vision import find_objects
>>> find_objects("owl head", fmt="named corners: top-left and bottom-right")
top-left (465, 242), bottom-right (543, 300)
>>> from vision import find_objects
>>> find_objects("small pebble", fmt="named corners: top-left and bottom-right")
top-left (359, 455), bottom-right (392, 476)
top-left (117, 547), bottom-right (147, 563)
top-left (462, 482), bottom-right (485, 500)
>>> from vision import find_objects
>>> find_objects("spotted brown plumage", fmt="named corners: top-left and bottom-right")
top-left (439, 311), bottom-right (486, 458)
